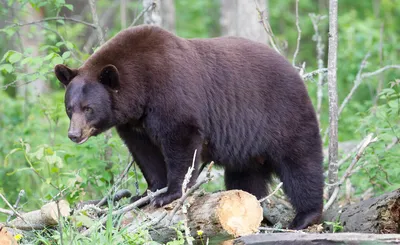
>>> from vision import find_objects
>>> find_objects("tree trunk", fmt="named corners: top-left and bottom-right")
top-left (160, 0), bottom-right (175, 32)
top-left (220, 0), bottom-right (268, 43)
top-left (226, 233), bottom-right (400, 245)
top-left (143, 0), bottom-right (161, 26)
top-left (326, 0), bottom-right (339, 200)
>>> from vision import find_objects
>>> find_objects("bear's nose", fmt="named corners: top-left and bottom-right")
top-left (68, 131), bottom-right (81, 143)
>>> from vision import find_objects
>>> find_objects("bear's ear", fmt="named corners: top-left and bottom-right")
top-left (54, 64), bottom-right (78, 87)
top-left (99, 64), bottom-right (119, 90)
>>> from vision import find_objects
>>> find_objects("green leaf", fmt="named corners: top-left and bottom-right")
top-left (20, 57), bottom-right (32, 65)
top-left (56, 20), bottom-right (65, 25)
top-left (62, 51), bottom-right (71, 59)
top-left (8, 52), bottom-right (22, 64)
top-left (52, 56), bottom-right (64, 66)
top-left (44, 53), bottom-right (55, 61)
top-left (64, 4), bottom-right (73, 11)
top-left (4, 148), bottom-right (22, 166)
top-left (1, 50), bottom-right (12, 63)
top-left (0, 64), bottom-right (13, 73)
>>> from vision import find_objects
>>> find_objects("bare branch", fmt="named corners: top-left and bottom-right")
top-left (292, 0), bottom-right (301, 67)
top-left (130, 2), bottom-right (155, 27)
top-left (327, 0), bottom-right (339, 197)
top-left (361, 65), bottom-right (400, 79)
top-left (0, 193), bottom-right (25, 225)
top-left (96, 159), bottom-right (135, 207)
top-left (0, 208), bottom-right (13, 216)
top-left (7, 17), bottom-right (97, 29)
top-left (302, 68), bottom-right (328, 81)
top-left (338, 53), bottom-right (370, 116)
top-left (258, 182), bottom-right (283, 203)
top-left (254, 0), bottom-right (281, 54)
top-left (323, 134), bottom-right (377, 212)
top-left (88, 0), bottom-right (104, 45)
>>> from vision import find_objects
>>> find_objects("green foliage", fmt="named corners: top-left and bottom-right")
top-left (324, 221), bottom-right (344, 233)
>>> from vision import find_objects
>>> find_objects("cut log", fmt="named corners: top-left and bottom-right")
top-left (122, 190), bottom-right (263, 242)
top-left (8, 200), bottom-right (71, 230)
top-left (225, 233), bottom-right (400, 245)
top-left (324, 188), bottom-right (400, 233)
top-left (0, 226), bottom-right (17, 245)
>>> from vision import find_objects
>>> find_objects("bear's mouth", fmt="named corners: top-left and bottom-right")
top-left (76, 127), bottom-right (97, 144)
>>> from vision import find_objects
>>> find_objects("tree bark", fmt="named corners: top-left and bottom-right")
top-left (143, 0), bottom-right (161, 26)
top-left (160, 0), bottom-right (175, 32)
top-left (220, 0), bottom-right (268, 43)
top-left (324, 188), bottom-right (400, 234)
top-left (122, 190), bottom-right (263, 243)
top-left (327, 0), bottom-right (339, 199)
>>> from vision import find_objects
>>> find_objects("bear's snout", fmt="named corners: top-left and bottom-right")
top-left (68, 130), bottom-right (82, 143)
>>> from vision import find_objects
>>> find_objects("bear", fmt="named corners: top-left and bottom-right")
top-left (54, 24), bottom-right (324, 230)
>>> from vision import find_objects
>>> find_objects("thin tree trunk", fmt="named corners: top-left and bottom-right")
top-left (143, 0), bottom-right (161, 26)
top-left (327, 0), bottom-right (339, 199)
top-left (220, 0), bottom-right (268, 43)
top-left (160, 0), bottom-right (175, 32)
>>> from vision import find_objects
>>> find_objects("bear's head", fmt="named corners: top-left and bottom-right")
top-left (54, 64), bottom-right (120, 144)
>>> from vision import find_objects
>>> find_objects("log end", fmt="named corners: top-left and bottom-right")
top-left (216, 190), bottom-right (263, 237)
top-left (0, 226), bottom-right (18, 245)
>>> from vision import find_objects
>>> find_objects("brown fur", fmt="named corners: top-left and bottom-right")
top-left (55, 25), bottom-right (324, 230)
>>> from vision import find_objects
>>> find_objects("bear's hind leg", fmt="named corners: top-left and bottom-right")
top-left (278, 156), bottom-right (324, 230)
top-left (224, 167), bottom-right (271, 199)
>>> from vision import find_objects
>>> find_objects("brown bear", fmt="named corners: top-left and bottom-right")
top-left (54, 25), bottom-right (324, 230)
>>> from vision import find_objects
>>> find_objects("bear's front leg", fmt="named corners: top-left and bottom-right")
top-left (150, 124), bottom-right (203, 207)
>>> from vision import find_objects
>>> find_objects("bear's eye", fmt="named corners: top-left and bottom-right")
top-left (83, 107), bottom-right (93, 114)
top-left (66, 107), bottom-right (72, 114)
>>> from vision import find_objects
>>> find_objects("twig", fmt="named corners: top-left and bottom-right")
top-left (302, 68), bottom-right (328, 81)
top-left (338, 53), bottom-right (370, 116)
top-left (323, 133), bottom-right (377, 212)
top-left (292, 0), bottom-right (301, 67)
top-left (254, 0), bottom-right (281, 54)
top-left (6, 190), bottom-right (24, 223)
top-left (0, 208), bottom-right (13, 216)
top-left (258, 182), bottom-right (283, 203)
top-left (88, 0), bottom-right (104, 45)
top-left (7, 17), bottom-right (97, 29)
top-left (361, 65), bottom-right (400, 78)
top-left (323, 53), bottom-right (370, 142)
top-left (83, 0), bottom-right (121, 52)
top-left (130, 1), bottom-right (155, 27)
top-left (97, 159), bottom-right (135, 207)
top-left (167, 161), bottom-right (214, 225)
top-left (327, 0), bottom-right (339, 197)
top-left (82, 187), bottom-right (168, 237)
top-left (259, 226), bottom-right (305, 233)
top-left (0, 193), bottom-right (25, 224)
